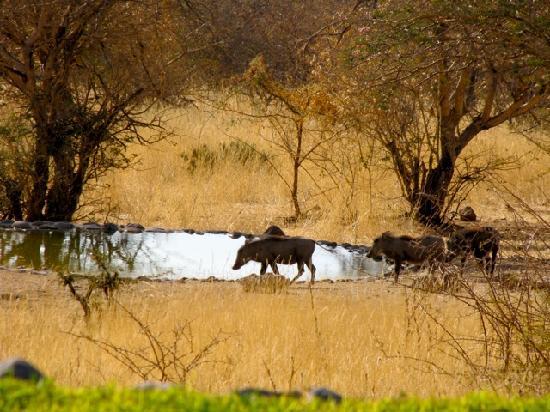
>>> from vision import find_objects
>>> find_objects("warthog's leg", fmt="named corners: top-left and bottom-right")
top-left (394, 259), bottom-right (402, 283)
top-left (307, 261), bottom-right (316, 284)
top-left (260, 262), bottom-right (267, 276)
top-left (290, 261), bottom-right (305, 284)
top-left (270, 262), bottom-right (280, 275)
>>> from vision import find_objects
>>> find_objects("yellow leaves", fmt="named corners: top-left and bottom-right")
top-left (243, 55), bottom-right (338, 122)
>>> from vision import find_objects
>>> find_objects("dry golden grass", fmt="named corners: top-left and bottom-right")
top-left (80, 106), bottom-right (549, 242)
top-left (4, 107), bottom-right (546, 399)
top-left (0, 272), bottom-right (483, 398)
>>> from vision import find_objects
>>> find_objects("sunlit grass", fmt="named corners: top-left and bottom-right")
top-left (80, 106), bottom-right (549, 243)
top-left (0, 276), bottom-right (480, 398)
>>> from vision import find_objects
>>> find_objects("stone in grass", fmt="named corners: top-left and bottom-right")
top-left (0, 358), bottom-right (44, 382)
top-left (235, 387), bottom-right (302, 399)
top-left (307, 387), bottom-right (343, 403)
top-left (134, 381), bottom-right (174, 391)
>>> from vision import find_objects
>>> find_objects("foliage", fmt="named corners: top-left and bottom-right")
top-left (0, 114), bottom-right (33, 219)
top-left (180, 141), bottom-right (270, 174)
top-left (0, 0), bottom-right (208, 220)
top-left (336, 0), bottom-right (549, 226)
top-left (0, 381), bottom-right (548, 412)
top-left (59, 270), bottom-right (121, 320)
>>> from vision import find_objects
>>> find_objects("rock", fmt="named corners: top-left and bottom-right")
top-left (145, 227), bottom-right (171, 233)
top-left (37, 222), bottom-right (59, 230)
top-left (235, 387), bottom-right (302, 399)
top-left (123, 223), bottom-right (144, 233)
top-left (102, 222), bottom-right (119, 234)
top-left (31, 221), bottom-right (51, 228)
top-left (0, 220), bottom-right (14, 228)
top-left (355, 245), bottom-right (370, 254)
top-left (0, 358), bottom-right (44, 382)
top-left (12, 221), bottom-right (33, 229)
top-left (54, 221), bottom-right (74, 230)
top-left (459, 206), bottom-right (477, 222)
top-left (134, 381), bottom-right (174, 391)
top-left (307, 387), bottom-right (342, 403)
top-left (236, 388), bottom-right (282, 398)
top-left (82, 222), bottom-right (103, 231)
top-left (125, 226), bottom-right (144, 233)
top-left (317, 240), bottom-right (337, 248)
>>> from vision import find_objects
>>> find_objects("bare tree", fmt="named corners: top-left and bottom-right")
top-left (239, 56), bottom-right (341, 219)
top-left (337, 0), bottom-right (549, 227)
top-left (0, 0), bottom-right (206, 220)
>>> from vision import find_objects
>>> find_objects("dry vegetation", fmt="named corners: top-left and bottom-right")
top-left (1, 272), bottom-right (488, 398)
top-left (80, 106), bottom-right (549, 242)
top-left (2, 107), bottom-right (549, 399)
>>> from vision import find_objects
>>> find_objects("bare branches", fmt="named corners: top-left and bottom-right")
top-left (67, 301), bottom-right (229, 384)
top-left (336, 0), bottom-right (549, 226)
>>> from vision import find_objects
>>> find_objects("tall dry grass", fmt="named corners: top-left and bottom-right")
top-left (80, 105), bottom-right (549, 242)
top-left (0, 276), bottom-right (484, 398)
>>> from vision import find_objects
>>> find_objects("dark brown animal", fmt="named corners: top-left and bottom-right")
top-left (264, 225), bottom-right (285, 236)
top-left (245, 226), bottom-right (286, 244)
top-left (232, 237), bottom-right (316, 284)
top-left (447, 226), bottom-right (499, 274)
top-left (367, 232), bottom-right (447, 282)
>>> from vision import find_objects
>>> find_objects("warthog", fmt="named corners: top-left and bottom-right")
top-left (245, 225), bottom-right (286, 244)
top-left (232, 237), bottom-right (316, 284)
top-left (264, 225), bottom-right (285, 236)
top-left (367, 232), bottom-right (447, 282)
top-left (447, 226), bottom-right (499, 274)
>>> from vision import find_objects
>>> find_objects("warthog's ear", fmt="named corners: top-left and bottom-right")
top-left (381, 232), bottom-right (392, 238)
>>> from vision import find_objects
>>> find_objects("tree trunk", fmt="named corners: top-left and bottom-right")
top-left (415, 124), bottom-right (457, 228)
top-left (44, 150), bottom-right (83, 221)
top-left (291, 119), bottom-right (303, 219)
top-left (27, 135), bottom-right (49, 221)
top-left (416, 155), bottom-right (455, 227)
top-left (4, 180), bottom-right (23, 220)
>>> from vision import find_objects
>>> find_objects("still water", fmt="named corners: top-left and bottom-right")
top-left (0, 230), bottom-right (388, 281)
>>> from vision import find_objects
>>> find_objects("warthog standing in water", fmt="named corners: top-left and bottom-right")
top-left (367, 232), bottom-right (447, 282)
top-left (447, 226), bottom-right (499, 274)
top-left (232, 237), bottom-right (316, 284)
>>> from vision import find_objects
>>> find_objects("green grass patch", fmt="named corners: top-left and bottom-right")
top-left (0, 380), bottom-right (548, 412)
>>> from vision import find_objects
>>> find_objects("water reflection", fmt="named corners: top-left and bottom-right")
top-left (0, 230), bottom-right (388, 280)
